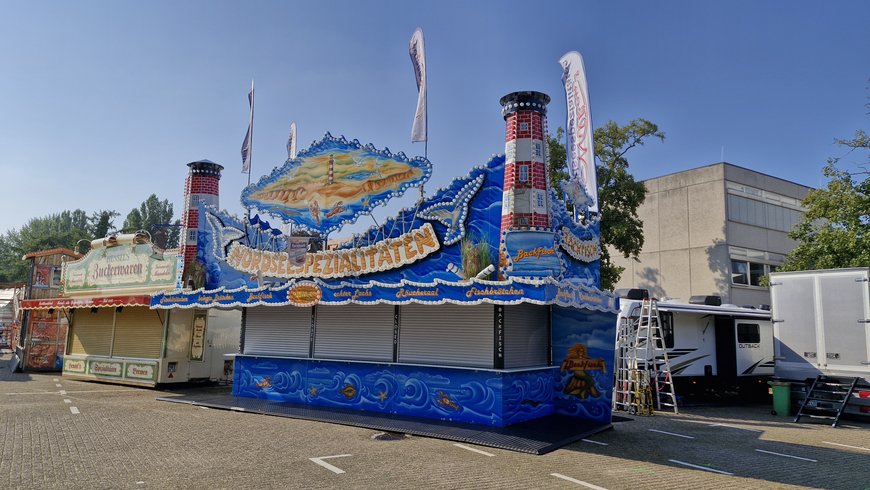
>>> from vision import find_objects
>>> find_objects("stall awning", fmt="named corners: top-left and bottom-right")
top-left (19, 295), bottom-right (151, 310)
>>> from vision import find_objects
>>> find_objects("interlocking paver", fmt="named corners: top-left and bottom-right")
top-left (2, 353), bottom-right (868, 489)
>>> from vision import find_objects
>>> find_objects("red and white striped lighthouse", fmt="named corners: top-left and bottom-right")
top-left (181, 159), bottom-right (224, 270)
top-left (499, 91), bottom-right (551, 233)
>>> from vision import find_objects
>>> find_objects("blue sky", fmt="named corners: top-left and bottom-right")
top-left (1, 1), bottom-right (867, 236)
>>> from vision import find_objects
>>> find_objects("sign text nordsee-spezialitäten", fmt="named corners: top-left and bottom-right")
top-left (226, 223), bottom-right (440, 280)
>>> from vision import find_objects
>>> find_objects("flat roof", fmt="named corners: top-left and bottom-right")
top-left (643, 161), bottom-right (814, 191)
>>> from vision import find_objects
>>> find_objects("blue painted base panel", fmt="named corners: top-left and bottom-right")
top-left (158, 390), bottom-right (613, 455)
top-left (233, 356), bottom-right (560, 427)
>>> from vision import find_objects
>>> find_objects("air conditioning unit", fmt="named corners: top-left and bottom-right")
top-left (689, 295), bottom-right (722, 306)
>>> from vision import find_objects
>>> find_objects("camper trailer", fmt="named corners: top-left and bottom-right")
top-left (616, 290), bottom-right (774, 396)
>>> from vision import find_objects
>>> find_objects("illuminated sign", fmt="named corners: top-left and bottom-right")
top-left (226, 223), bottom-right (440, 280)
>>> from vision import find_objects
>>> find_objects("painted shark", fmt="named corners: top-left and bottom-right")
top-left (418, 174), bottom-right (485, 245)
top-left (205, 210), bottom-right (246, 260)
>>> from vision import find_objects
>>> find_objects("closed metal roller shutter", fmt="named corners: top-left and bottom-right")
top-left (314, 305), bottom-right (394, 362)
top-left (112, 307), bottom-right (164, 359)
top-left (399, 304), bottom-right (494, 368)
top-left (504, 304), bottom-right (549, 368)
top-left (70, 308), bottom-right (115, 356)
top-left (243, 306), bottom-right (311, 357)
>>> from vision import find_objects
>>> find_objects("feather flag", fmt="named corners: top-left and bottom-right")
top-left (409, 28), bottom-right (427, 143)
top-left (559, 52), bottom-right (598, 213)
top-left (241, 80), bottom-right (254, 174)
top-left (287, 121), bottom-right (297, 160)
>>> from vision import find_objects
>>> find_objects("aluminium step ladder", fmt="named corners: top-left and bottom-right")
top-left (613, 299), bottom-right (678, 414)
top-left (794, 375), bottom-right (860, 427)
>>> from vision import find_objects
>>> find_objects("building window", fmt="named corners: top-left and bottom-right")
top-left (518, 165), bottom-right (529, 183)
top-left (727, 194), bottom-right (803, 232)
top-left (737, 323), bottom-right (761, 344)
top-left (536, 193), bottom-right (545, 209)
top-left (519, 122), bottom-right (529, 131)
top-left (731, 260), bottom-right (749, 285)
top-left (731, 259), bottom-right (775, 287)
top-left (533, 142), bottom-right (542, 158)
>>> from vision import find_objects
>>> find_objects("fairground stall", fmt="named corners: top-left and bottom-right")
top-left (20, 231), bottom-right (240, 387)
top-left (153, 88), bottom-right (619, 430)
top-left (0, 286), bottom-right (22, 352)
top-left (13, 248), bottom-right (79, 371)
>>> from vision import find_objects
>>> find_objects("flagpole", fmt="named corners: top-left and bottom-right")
top-left (247, 79), bottom-right (254, 188)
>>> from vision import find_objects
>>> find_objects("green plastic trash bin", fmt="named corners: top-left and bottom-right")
top-left (768, 380), bottom-right (791, 417)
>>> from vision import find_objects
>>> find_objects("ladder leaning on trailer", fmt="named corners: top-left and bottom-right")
top-left (613, 299), bottom-right (678, 414)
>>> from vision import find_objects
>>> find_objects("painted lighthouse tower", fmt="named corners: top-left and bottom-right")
top-left (498, 91), bottom-right (561, 278)
top-left (181, 159), bottom-right (224, 271)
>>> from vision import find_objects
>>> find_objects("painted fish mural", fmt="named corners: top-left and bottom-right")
top-left (242, 133), bottom-right (432, 235)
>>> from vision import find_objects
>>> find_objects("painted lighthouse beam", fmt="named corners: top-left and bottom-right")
top-left (241, 133), bottom-right (432, 236)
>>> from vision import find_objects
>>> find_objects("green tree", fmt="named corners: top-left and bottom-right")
top-left (122, 194), bottom-right (180, 249)
top-left (548, 119), bottom-right (664, 289)
top-left (89, 210), bottom-right (120, 238)
top-left (778, 128), bottom-right (870, 271)
top-left (0, 210), bottom-right (94, 282)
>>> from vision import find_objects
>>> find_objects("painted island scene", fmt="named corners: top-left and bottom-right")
top-left (242, 134), bottom-right (432, 235)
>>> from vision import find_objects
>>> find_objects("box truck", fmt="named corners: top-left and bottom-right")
top-left (769, 268), bottom-right (870, 417)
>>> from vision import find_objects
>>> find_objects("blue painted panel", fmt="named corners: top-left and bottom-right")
top-left (502, 231), bottom-right (562, 277)
top-left (232, 356), bottom-right (557, 427)
top-left (551, 306), bottom-right (616, 423)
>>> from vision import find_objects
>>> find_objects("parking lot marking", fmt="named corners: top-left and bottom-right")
top-left (822, 441), bottom-right (870, 452)
top-left (59, 390), bottom-right (66, 395)
top-left (69, 407), bottom-right (80, 415)
top-left (309, 454), bottom-right (351, 474)
top-left (708, 423), bottom-right (762, 433)
top-left (453, 443), bottom-right (495, 456)
top-left (550, 473), bottom-right (608, 489)
top-left (648, 429), bottom-right (694, 439)
top-left (55, 384), bottom-right (62, 388)
top-left (4, 388), bottom-right (136, 396)
top-left (668, 460), bottom-right (733, 475)
top-left (63, 399), bottom-right (71, 404)
top-left (755, 449), bottom-right (817, 462)
top-left (581, 439), bottom-right (609, 446)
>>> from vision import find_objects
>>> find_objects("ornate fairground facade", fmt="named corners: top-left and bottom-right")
top-left (151, 89), bottom-right (617, 429)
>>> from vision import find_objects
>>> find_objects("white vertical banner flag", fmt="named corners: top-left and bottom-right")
top-left (560, 52), bottom-right (599, 214)
top-left (241, 80), bottom-right (254, 174)
top-left (409, 27), bottom-right (427, 143)
top-left (287, 121), bottom-right (297, 160)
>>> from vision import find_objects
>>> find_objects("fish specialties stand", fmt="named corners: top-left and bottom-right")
top-left (153, 89), bottom-right (617, 430)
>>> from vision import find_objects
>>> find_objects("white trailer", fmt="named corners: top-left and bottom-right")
top-left (769, 268), bottom-right (870, 383)
top-left (617, 294), bottom-right (774, 396)
top-left (769, 269), bottom-right (870, 419)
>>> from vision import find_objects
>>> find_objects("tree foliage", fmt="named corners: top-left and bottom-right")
top-left (548, 118), bottom-right (664, 289)
top-left (122, 194), bottom-right (180, 249)
top-left (0, 193), bottom-right (179, 283)
top-left (0, 210), bottom-right (109, 282)
top-left (778, 128), bottom-right (870, 271)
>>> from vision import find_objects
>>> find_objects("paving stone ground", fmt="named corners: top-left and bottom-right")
top-left (1, 353), bottom-right (868, 489)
